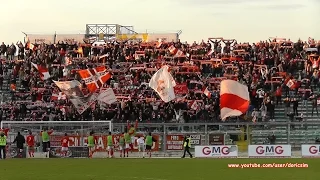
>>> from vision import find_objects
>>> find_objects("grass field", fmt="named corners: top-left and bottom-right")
top-left (0, 158), bottom-right (318, 180)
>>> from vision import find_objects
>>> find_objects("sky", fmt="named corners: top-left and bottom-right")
top-left (0, 0), bottom-right (319, 44)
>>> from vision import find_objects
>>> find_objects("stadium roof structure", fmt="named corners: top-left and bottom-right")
top-left (85, 24), bottom-right (137, 40)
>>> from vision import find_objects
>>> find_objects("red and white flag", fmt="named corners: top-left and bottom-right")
top-left (168, 45), bottom-right (185, 57)
top-left (149, 65), bottom-right (176, 103)
top-left (206, 49), bottom-right (214, 56)
top-left (284, 78), bottom-right (296, 89)
top-left (78, 66), bottom-right (111, 93)
top-left (220, 80), bottom-right (249, 121)
top-left (31, 62), bottom-right (50, 80)
top-left (202, 87), bottom-right (211, 98)
top-left (189, 100), bottom-right (200, 111)
top-left (51, 92), bottom-right (66, 101)
top-left (65, 57), bottom-right (72, 66)
top-left (156, 39), bottom-right (163, 48)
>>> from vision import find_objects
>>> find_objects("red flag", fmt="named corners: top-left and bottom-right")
top-left (78, 66), bottom-right (111, 93)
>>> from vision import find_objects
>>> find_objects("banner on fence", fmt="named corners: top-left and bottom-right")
top-left (50, 134), bottom-right (160, 152)
top-left (302, 145), bottom-right (320, 157)
top-left (208, 134), bottom-right (224, 145)
top-left (166, 135), bottom-right (184, 150)
top-left (6, 146), bottom-right (27, 158)
top-left (166, 134), bottom-right (201, 150)
top-left (195, 145), bottom-right (238, 158)
top-left (49, 146), bottom-right (89, 158)
top-left (190, 135), bottom-right (201, 146)
top-left (248, 145), bottom-right (291, 158)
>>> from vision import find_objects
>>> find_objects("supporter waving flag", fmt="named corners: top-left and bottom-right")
top-left (149, 65), bottom-right (176, 103)
top-left (78, 66), bottom-right (111, 93)
top-left (284, 77), bottom-right (297, 89)
top-left (31, 62), bottom-right (50, 80)
top-left (220, 80), bottom-right (250, 121)
top-left (51, 92), bottom-right (66, 101)
top-left (53, 80), bottom-right (98, 114)
top-left (168, 45), bottom-right (185, 57)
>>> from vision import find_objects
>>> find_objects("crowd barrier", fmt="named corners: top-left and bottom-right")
top-left (4, 144), bottom-right (320, 159)
top-left (3, 122), bottom-right (320, 158)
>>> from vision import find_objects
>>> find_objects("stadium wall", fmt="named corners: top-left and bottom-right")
top-left (27, 34), bottom-right (55, 44)
top-left (55, 34), bottom-right (85, 44)
top-left (116, 33), bottom-right (179, 42)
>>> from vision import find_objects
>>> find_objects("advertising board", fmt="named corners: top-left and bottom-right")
top-left (166, 134), bottom-right (201, 150)
top-left (208, 134), bottom-right (225, 145)
top-left (55, 34), bottom-right (85, 44)
top-left (27, 34), bottom-right (55, 44)
top-left (302, 145), bottom-right (320, 157)
top-left (248, 145), bottom-right (291, 158)
top-left (49, 146), bottom-right (89, 158)
top-left (50, 134), bottom-right (159, 152)
top-left (195, 145), bottom-right (238, 158)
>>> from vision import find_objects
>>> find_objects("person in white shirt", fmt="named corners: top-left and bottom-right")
top-left (136, 136), bottom-right (145, 158)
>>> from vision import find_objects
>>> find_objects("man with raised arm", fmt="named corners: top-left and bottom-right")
top-left (40, 128), bottom-right (53, 158)
top-left (127, 120), bottom-right (138, 153)
top-left (124, 130), bottom-right (131, 157)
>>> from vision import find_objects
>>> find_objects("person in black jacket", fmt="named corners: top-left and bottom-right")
top-left (13, 132), bottom-right (25, 158)
top-left (181, 135), bottom-right (193, 158)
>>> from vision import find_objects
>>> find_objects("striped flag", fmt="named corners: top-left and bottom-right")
top-left (220, 80), bottom-right (249, 121)
top-left (168, 45), bottom-right (185, 57)
top-left (31, 63), bottom-right (50, 80)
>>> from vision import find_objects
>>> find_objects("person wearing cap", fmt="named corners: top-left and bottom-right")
top-left (181, 135), bottom-right (193, 158)
top-left (0, 131), bottom-right (7, 159)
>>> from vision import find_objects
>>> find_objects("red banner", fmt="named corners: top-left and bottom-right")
top-left (174, 83), bottom-right (188, 94)
top-left (166, 135), bottom-right (184, 150)
top-left (50, 134), bottom-right (160, 152)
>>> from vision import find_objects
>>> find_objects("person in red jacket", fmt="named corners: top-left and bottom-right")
top-left (275, 87), bottom-right (282, 105)
top-left (26, 131), bottom-right (35, 158)
top-left (0, 128), bottom-right (9, 136)
top-left (60, 133), bottom-right (69, 157)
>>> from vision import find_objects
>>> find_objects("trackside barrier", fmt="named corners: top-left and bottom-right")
top-left (195, 145), bottom-right (238, 158)
top-left (248, 145), bottom-right (291, 158)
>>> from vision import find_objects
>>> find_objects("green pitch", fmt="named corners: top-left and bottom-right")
top-left (0, 158), bottom-right (318, 180)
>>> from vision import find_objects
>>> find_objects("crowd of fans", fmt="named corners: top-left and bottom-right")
top-left (0, 37), bottom-right (319, 123)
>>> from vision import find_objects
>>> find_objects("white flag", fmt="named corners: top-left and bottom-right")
top-left (53, 80), bottom-right (96, 114)
top-left (98, 88), bottom-right (117, 104)
top-left (149, 65), bottom-right (176, 103)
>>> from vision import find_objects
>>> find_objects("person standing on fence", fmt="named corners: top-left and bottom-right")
top-left (26, 131), bottom-right (35, 158)
top-left (106, 132), bottom-right (114, 158)
top-left (127, 120), bottom-right (138, 153)
top-left (40, 128), bottom-right (53, 158)
top-left (145, 132), bottom-right (156, 158)
top-left (0, 131), bottom-right (7, 159)
top-left (88, 131), bottom-right (96, 158)
top-left (12, 132), bottom-right (25, 158)
top-left (181, 135), bottom-right (193, 158)
top-left (119, 132), bottom-right (125, 158)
